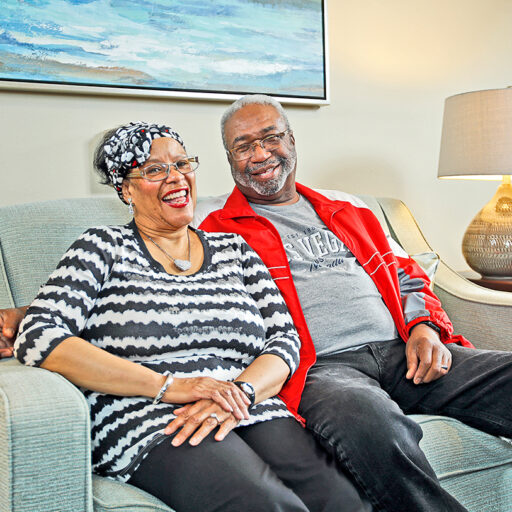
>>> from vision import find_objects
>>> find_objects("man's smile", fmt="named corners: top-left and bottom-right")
top-left (249, 162), bottom-right (281, 180)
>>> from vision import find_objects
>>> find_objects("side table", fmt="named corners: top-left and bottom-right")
top-left (459, 271), bottom-right (512, 292)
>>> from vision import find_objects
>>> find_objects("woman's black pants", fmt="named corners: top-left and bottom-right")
top-left (128, 417), bottom-right (371, 512)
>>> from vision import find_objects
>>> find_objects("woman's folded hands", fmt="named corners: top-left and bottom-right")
top-left (162, 377), bottom-right (250, 420)
top-left (165, 398), bottom-right (240, 446)
top-left (162, 376), bottom-right (251, 420)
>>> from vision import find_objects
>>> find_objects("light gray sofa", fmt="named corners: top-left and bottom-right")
top-left (1, 194), bottom-right (512, 512)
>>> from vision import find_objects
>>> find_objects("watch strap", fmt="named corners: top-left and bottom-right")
top-left (233, 380), bottom-right (255, 408)
top-left (413, 321), bottom-right (441, 335)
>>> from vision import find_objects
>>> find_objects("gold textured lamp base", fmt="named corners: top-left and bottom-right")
top-left (462, 177), bottom-right (512, 279)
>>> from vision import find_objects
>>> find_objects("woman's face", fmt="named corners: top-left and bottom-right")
top-left (122, 137), bottom-right (197, 233)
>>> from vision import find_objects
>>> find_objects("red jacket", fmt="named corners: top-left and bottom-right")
top-left (199, 183), bottom-right (472, 418)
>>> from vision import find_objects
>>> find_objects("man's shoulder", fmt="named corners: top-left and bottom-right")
top-left (310, 188), bottom-right (370, 210)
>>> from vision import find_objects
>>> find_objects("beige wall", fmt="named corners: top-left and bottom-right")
top-left (1, 0), bottom-right (511, 271)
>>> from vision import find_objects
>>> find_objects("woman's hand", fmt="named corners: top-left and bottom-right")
top-left (164, 399), bottom-right (240, 446)
top-left (164, 377), bottom-right (250, 420)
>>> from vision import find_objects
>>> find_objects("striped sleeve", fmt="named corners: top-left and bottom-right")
top-left (238, 238), bottom-right (301, 376)
top-left (14, 227), bottom-right (119, 366)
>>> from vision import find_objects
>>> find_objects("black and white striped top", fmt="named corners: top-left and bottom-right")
top-left (15, 221), bottom-right (300, 481)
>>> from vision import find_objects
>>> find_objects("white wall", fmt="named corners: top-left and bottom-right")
top-left (1, 0), bottom-right (511, 271)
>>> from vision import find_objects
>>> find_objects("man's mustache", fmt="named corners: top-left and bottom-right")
top-left (246, 157), bottom-right (285, 175)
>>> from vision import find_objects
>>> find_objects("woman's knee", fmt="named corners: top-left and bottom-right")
top-left (239, 480), bottom-right (308, 512)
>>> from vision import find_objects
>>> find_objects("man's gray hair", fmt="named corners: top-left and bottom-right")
top-left (220, 94), bottom-right (291, 150)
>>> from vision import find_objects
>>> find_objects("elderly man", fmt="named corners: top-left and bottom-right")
top-left (194, 95), bottom-right (512, 512)
top-left (2, 95), bottom-right (512, 511)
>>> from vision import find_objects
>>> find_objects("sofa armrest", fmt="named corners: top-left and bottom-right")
top-left (0, 359), bottom-right (93, 512)
top-left (377, 197), bottom-right (512, 351)
top-left (433, 263), bottom-right (512, 351)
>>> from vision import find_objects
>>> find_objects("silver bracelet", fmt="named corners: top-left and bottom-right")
top-left (153, 373), bottom-right (174, 405)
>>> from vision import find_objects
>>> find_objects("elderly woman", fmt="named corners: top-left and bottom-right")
top-left (13, 122), bottom-right (369, 512)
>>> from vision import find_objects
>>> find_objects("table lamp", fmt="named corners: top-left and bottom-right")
top-left (438, 88), bottom-right (512, 279)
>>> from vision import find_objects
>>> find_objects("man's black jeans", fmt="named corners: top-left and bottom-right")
top-left (299, 338), bottom-right (512, 512)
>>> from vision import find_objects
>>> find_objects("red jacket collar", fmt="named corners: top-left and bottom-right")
top-left (219, 186), bottom-right (256, 220)
top-left (219, 183), bottom-right (348, 220)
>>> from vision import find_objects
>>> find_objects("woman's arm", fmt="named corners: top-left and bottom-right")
top-left (42, 336), bottom-right (251, 413)
top-left (42, 336), bottom-right (164, 397)
top-left (235, 353), bottom-right (290, 404)
top-left (239, 239), bottom-right (301, 380)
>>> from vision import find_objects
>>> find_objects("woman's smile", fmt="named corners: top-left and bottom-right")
top-left (161, 187), bottom-right (190, 208)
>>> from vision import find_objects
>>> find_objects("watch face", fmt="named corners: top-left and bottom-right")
top-left (235, 381), bottom-right (255, 405)
top-left (240, 382), bottom-right (254, 396)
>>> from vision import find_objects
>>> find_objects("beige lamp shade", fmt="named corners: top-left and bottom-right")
top-left (438, 88), bottom-right (512, 278)
top-left (438, 88), bottom-right (512, 180)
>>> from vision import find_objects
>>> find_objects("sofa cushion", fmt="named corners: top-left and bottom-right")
top-left (92, 475), bottom-right (173, 512)
top-left (412, 414), bottom-right (512, 512)
top-left (0, 197), bottom-right (129, 307)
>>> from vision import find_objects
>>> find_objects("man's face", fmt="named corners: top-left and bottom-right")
top-left (224, 104), bottom-right (297, 204)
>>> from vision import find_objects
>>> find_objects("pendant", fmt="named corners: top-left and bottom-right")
top-left (174, 259), bottom-right (192, 271)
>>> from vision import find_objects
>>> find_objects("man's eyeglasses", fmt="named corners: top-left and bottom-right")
top-left (126, 157), bottom-right (199, 182)
top-left (229, 130), bottom-right (290, 161)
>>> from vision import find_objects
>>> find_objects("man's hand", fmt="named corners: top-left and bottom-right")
top-left (165, 399), bottom-right (240, 446)
top-left (405, 323), bottom-right (451, 385)
top-left (0, 307), bottom-right (28, 358)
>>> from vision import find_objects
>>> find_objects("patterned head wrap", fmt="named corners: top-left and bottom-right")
top-left (103, 122), bottom-right (185, 202)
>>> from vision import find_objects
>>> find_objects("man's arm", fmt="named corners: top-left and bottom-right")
top-left (388, 241), bottom-right (458, 384)
top-left (0, 306), bottom-right (28, 358)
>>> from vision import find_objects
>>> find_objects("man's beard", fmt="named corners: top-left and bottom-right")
top-left (231, 152), bottom-right (297, 196)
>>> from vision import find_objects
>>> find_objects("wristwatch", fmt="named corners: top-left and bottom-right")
top-left (233, 381), bottom-right (256, 408)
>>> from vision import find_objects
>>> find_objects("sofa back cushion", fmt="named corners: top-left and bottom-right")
top-left (0, 197), bottom-right (129, 308)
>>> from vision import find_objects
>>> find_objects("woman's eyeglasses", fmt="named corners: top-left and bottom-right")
top-left (126, 156), bottom-right (199, 182)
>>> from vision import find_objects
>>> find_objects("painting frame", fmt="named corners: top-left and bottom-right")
top-left (0, 1), bottom-right (329, 105)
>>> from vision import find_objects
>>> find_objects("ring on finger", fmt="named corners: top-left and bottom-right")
top-left (210, 412), bottom-right (220, 421)
top-left (441, 365), bottom-right (449, 370)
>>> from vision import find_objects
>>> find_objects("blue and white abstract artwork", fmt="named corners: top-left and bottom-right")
top-left (0, 0), bottom-right (326, 101)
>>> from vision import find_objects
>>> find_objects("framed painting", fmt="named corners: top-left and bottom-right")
top-left (0, 0), bottom-right (328, 104)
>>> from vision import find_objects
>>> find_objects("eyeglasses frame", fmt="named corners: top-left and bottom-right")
top-left (228, 130), bottom-right (291, 161)
top-left (125, 156), bottom-right (199, 181)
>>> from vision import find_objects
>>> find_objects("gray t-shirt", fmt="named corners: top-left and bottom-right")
top-left (251, 195), bottom-right (397, 356)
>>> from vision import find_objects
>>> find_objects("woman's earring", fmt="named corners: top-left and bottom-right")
top-left (128, 198), bottom-right (134, 215)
